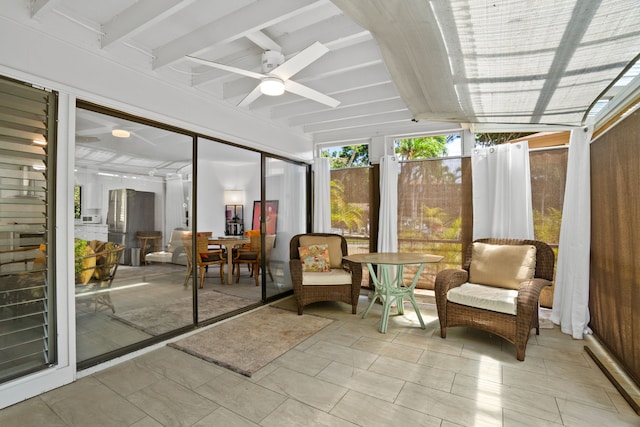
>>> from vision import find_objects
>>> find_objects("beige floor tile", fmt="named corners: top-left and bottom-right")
top-left (452, 373), bottom-right (562, 423)
top-left (330, 389), bottom-right (442, 427)
top-left (368, 355), bottom-right (455, 392)
top-left (502, 408), bottom-right (563, 427)
top-left (0, 397), bottom-right (66, 427)
top-left (351, 336), bottom-right (424, 363)
top-left (392, 331), bottom-right (465, 356)
top-left (503, 366), bottom-right (618, 411)
top-left (556, 397), bottom-right (640, 427)
top-left (130, 416), bottom-right (166, 427)
top-left (303, 340), bottom-right (379, 368)
top-left (417, 350), bottom-right (503, 384)
top-left (94, 359), bottom-right (163, 396)
top-left (257, 367), bottom-right (348, 412)
top-left (316, 361), bottom-right (405, 402)
top-left (395, 381), bottom-right (503, 426)
top-left (261, 398), bottom-right (358, 427)
top-left (195, 371), bottom-right (286, 423)
top-left (43, 377), bottom-right (147, 426)
top-left (135, 346), bottom-right (226, 390)
top-left (127, 378), bottom-right (218, 427)
top-left (193, 407), bottom-right (259, 426)
top-left (270, 348), bottom-right (333, 376)
top-left (543, 358), bottom-right (618, 392)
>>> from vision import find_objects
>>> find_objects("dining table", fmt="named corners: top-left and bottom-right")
top-left (344, 252), bottom-right (443, 333)
top-left (208, 236), bottom-right (249, 284)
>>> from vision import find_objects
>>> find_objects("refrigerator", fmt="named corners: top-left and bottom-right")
top-left (107, 189), bottom-right (155, 265)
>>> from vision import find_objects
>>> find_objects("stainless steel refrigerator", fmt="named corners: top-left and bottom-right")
top-left (107, 188), bottom-right (155, 265)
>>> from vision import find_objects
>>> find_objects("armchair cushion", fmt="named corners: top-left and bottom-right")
top-left (302, 269), bottom-right (353, 285)
top-left (447, 283), bottom-right (518, 315)
top-left (299, 235), bottom-right (343, 268)
top-left (298, 244), bottom-right (331, 272)
top-left (469, 242), bottom-right (536, 290)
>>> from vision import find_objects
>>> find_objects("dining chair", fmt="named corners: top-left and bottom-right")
top-left (182, 233), bottom-right (226, 288)
top-left (233, 234), bottom-right (275, 286)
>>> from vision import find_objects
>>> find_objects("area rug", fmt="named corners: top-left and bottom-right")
top-left (168, 306), bottom-right (333, 377)
top-left (112, 291), bottom-right (255, 336)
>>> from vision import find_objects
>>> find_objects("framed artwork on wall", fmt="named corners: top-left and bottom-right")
top-left (252, 200), bottom-right (278, 235)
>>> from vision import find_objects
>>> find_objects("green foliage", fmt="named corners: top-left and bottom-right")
top-left (74, 238), bottom-right (89, 276)
top-left (330, 180), bottom-right (364, 232)
top-left (322, 145), bottom-right (369, 168)
top-left (395, 136), bottom-right (448, 160)
top-left (533, 207), bottom-right (563, 244)
top-left (475, 132), bottom-right (534, 147)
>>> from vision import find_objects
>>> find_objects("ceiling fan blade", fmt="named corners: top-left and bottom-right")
top-left (185, 56), bottom-right (266, 80)
top-left (237, 84), bottom-right (263, 108)
top-left (284, 80), bottom-right (340, 108)
top-left (270, 41), bottom-right (329, 80)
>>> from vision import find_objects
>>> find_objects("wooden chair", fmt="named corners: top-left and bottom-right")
top-left (182, 233), bottom-right (225, 288)
top-left (289, 233), bottom-right (362, 315)
top-left (434, 238), bottom-right (555, 361)
top-left (233, 234), bottom-right (275, 286)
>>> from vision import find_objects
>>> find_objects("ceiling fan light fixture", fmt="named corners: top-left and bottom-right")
top-left (260, 77), bottom-right (285, 96)
top-left (112, 129), bottom-right (130, 138)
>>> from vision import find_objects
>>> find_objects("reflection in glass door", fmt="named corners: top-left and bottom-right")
top-left (74, 105), bottom-right (193, 365)
top-left (264, 157), bottom-right (309, 300)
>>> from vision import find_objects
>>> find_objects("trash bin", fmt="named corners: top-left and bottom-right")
top-left (131, 248), bottom-right (141, 266)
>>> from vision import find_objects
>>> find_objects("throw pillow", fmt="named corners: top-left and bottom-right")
top-left (298, 244), bottom-right (332, 272)
top-left (299, 235), bottom-right (343, 268)
top-left (469, 242), bottom-right (537, 290)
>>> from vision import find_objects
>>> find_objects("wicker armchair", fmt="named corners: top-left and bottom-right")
top-left (435, 238), bottom-right (555, 361)
top-left (289, 233), bottom-right (363, 315)
top-left (75, 241), bottom-right (125, 313)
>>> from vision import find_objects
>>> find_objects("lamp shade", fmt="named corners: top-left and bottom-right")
top-left (259, 77), bottom-right (285, 96)
top-left (224, 190), bottom-right (244, 205)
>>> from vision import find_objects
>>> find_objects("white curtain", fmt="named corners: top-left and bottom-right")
top-left (312, 157), bottom-right (331, 232)
top-left (471, 141), bottom-right (534, 240)
top-left (165, 175), bottom-right (186, 246)
top-left (551, 127), bottom-right (592, 339)
top-left (378, 155), bottom-right (398, 252)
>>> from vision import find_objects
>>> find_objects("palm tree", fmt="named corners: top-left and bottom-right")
top-left (330, 180), bottom-right (363, 233)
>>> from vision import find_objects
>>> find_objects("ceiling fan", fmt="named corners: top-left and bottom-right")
top-left (186, 41), bottom-right (340, 108)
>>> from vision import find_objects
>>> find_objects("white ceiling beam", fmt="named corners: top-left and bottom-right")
top-left (246, 31), bottom-right (281, 52)
top-left (304, 110), bottom-right (412, 133)
top-left (267, 82), bottom-right (399, 118)
top-left (290, 98), bottom-right (407, 127)
top-left (30, 0), bottom-right (57, 18)
top-left (312, 120), bottom-right (459, 144)
top-left (101, 0), bottom-right (197, 48)
top-left (152, 0), bottom-right (325, 69)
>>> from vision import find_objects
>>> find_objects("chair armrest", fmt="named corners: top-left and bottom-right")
top-left (516, 278), bottom-right (552, 319)
top-left (290, 259), bottom-right (303, 291)
top-left (434, 268), bottom-right (468, 294)
top-left (342, 259), bottom-right (363, 288)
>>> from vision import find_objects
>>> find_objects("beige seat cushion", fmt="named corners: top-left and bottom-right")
top-left (447, 282), bottom-right (518, 315)
top-left (299, 235), bottom-right (343, 269)
top-left (302, 269), bottom-right (352, 285)
top-left (469, 242), bottom-right (536, 290)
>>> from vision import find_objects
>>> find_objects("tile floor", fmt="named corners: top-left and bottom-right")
top-left (2, 296), bottom-right (638, 426)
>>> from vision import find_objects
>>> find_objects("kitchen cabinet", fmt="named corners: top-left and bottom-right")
top-left (84, 183), bottom-right (103, 209)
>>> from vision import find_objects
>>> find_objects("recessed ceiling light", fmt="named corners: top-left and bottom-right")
top-left (112, 129), bottom-right (131, 138)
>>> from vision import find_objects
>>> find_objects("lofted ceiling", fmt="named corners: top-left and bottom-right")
top-left (4, 0), bottom-right (640, 174)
